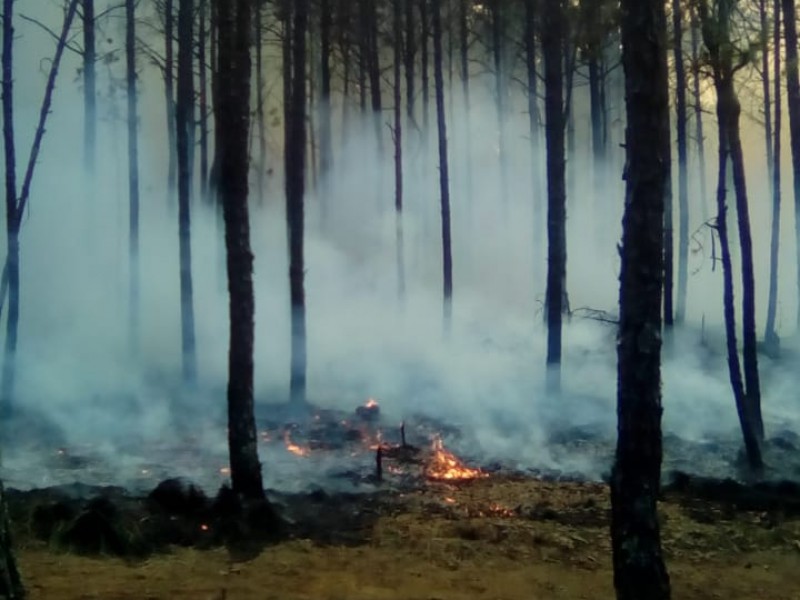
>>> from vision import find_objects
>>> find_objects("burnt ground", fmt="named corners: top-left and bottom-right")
top-left (6, 472), bottom-right (800, 600)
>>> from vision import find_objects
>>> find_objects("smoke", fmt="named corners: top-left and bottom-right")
top-left (1, 4), bottom-right (799, 493)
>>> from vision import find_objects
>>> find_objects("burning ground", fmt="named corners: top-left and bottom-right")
top-left (2, 398), bottom-right (800, 598)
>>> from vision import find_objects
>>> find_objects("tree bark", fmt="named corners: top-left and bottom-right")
top-left (82, 0), bottom-right (96, 179)
top-left (405, 0), bottom-right (416, 123)
top-left (126, 0), bottom-right (140, 352)
top-left (198, 0), bottom-right (209, 201)
top-left (782, 0), bottom-right (800, 331)
top-left (699, 0), bottom-right (764, 469)
top-left (216, 0), bottom-right (266, 500)
top-left (690, 7), bottom-right (709, 224)
top-left (394, 0), bottom-right (406, 300)
top-left (765, 0), bottom-right (782, 352)
top-left (420, 0), bottom-right (430, 134)
top-left (165, 0), bottom-right (177, 198)
top-left (673, 0), bottom-right (689, 324)
top-left (432, 0), bottom-right (452, 331)
top-left (611, 0), bottom-right (672, 596)
top-left (542, 0), bottom-right (567, 392)
top-left (490, 0), bottom-right (508, 207)
top-left (525, 0), bottom-right (543, 289)
top-left (319, 0), bottom-right (333, 182)
top-left (177, 0), bottom-right (197, 384)
top-left (286, 0), bottom-right (308, 407)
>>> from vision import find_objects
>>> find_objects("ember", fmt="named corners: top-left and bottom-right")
top-left (425, 437), bottom-right (487, 481)
top-left (356, 398), bottom-right (381, 422)
top-left (283, 430), bottom-right (311, 457)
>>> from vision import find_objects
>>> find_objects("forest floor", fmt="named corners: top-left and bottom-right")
top-left (12, 476), bottom-right (800, 600)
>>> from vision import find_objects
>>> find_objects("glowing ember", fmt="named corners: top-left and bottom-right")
top-left (365, 398), bottom-right (379, 409)
top-left (425, 437), bottom-right (487, 481)
top-left (200, 524), bottom-right (209, 532)
top-left (219, 467), bottom-right (231, 475)
top-left (444, 497), bottom-right (457, 504)
top-left (283, 430), bottom-right (311, 457)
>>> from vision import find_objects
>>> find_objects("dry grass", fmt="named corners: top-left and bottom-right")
top-left (17, 478), bottom-right (800, 600)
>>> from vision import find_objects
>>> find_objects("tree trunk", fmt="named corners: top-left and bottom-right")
top-left (394, 0), bottom-right (406, 300)
top-left (177, 0), bottom-right (197, 384)
top-left (673, 0), bottom-right (689, 324)
top-left (542, 0), bottom-right (566, 392)
top-left (126, 0), bottom-right (140, 352)
top-left (420, 0), bottom-right (430, 134)
top-left (432, 0), bottom-right (452, 331)
top-left (366, 0), bottom-right (382, 156)
top-left (611, 0), bottom-right (672, 596)
top-left (0, 481), bottom-right (23, 599)
top-left (405, 0), bottom-right (416, 123)
top-left (166, 0), bottom-right (177, 198)
top-left (459, 0), bottom-right (472, 205)
top-left (700, 0), bottom-right (763, 470)
top-left (690, 7), bottom-right (709, 224)
top-left (199, 0), bottom-right (209, 201)
top-left (319, 0), bottom-right (333, 182)
top-left (525, 0), bottom-right (543, 289)
top-left (216, 0), bottom-right (265, 501)
top-left (490, 0), bottom-right (508, 207)
top-left (765, 0), bottom-right (782, 352)
top-left (782, 0), bottom-right (800, 331)
top-left (83, 0), bottom-right (96, 179)
top-left (286, 0), bottom-right (308, 407)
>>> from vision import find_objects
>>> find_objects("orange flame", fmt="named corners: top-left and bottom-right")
top-left (284, 430), bottom-right (311, 457)
top-left (426, 437), bottom-right (486, 481)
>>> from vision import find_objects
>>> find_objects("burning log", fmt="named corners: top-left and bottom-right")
top-left (355, 398), bottom-right (380, 423)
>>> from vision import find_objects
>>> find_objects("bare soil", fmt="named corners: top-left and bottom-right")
top-left (14, 477), bottom-right (800, 599)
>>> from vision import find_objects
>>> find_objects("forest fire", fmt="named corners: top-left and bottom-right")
top-left (283, 430), bottom-right (311, 457)
top-left (425, 437), bottom-right (487, 481)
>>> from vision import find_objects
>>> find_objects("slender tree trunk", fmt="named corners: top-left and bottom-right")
top-left (366, 0), bottom-right (382, 156)
top-left (83, 0), bottom-right (96, 179)
top-left (588, 55), bottom-right (603, 176)
top-left (286, 0), bottom-right (308, 407)
top-left (760, 0), bottom-right (774, 174)
top-left (542, 0), bottom-right (566, 392)
top-left (216, 0), bottom-right (266, 501)
top-left (459, 0), bottom-right (472, 205)
top-left (765, 0), bottom-right (782, 351)
top-left (525, 0), bottom-right (543, 288)
top-left (673, 0), bottom-right (689, 325)
top-left (490, 0), bottom-right (508, 207)
top-left (700, 0), bottom-right (763, 469)
top-left (177, 0), bottom-right (197, 384)
top-left (690, 8), bottom-right (709, 224)
top-left (782, 0), bottom-right (800, 331)
top-left (126, 0), bottom-right (140, 352)
top-left (420, 0), bottom-right (430, 134)
top-left (199, 0), bottom-right (209, 201)
top-left (319, 0), bottom-right (333, 181)
top-left (611, 0), bottom-right (672, 596)
top-left (254, 0), bottom-right (266, 204)
top-left (394, 0), bottom-right (406, 299)
top-left (405, 0), bottom-right (416, 124)
top-left (166, 0), bottom-right (177, 198)
top-left (432, 0), bottom-right (452, 331)
top-left (0, 481), bottom-right (22, 599)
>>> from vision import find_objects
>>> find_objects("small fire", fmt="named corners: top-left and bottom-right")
top-left (444, 496), bottom-right (457, 504)
top-left (219, 466), bottom-right (231, 475)
top-left (200, 523), bottom-right (209, 532)
top-left (426, 437), bottom-right (487, 481)
top-left (365, 398), bottom-right (379, 409)
top-left (284, 430), bottom-right (311, 457)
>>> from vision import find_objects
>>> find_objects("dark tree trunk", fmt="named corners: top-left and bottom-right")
top-left (405, 0), bottom-right (416, 122)
top-left (525, 0), bottom-right (543, 288)
top-left (782, 0), bottom-right (800, 331)
top-left (673, 0), bottom-right (689, 325)
top-left (760, 0), bottom-right (774, 173)
top-left (216, 0), bottom-right (266, 501)
top-left (588, 56), bottom-right (603, 171)
top-left (2, 0), bottom-right (78, 421)
top-left (286, 0), bottom-right (308, 407)
top-left (319, 0), bottom-right (333, 180)
top-left (338, 0), bottom-right (352, 134)
top-left (490, 0), bottom-right (508, 206)
top-left (765, 0), bottom-right (782, 352)
top-left (611, 0), bottom-right (672, 596)
top-left (366, 0), bottom-right (382, 156)
top-left (83, 0), bottom-right (96, 179)
top-left (542, 0), bottom-right (567, 392)
top-left (459, 0), bottom-right (472, 202)
top-left (199, 0), bottom-right (209, 201)
top-left (394, 0), bottom-right (406, 299)
top-left (432, 0), bottom-right (452, 331)
top-left (254, 0), bottom-right (266, 204)
top-left (700, 0), bottom-right (764, 469)
top-left (177, 0), bottom-right (197, 384)
top-left (419, 0), bottom-right (430, 134)
top-left (690, 7), bottom-right (709, 224)
top-left (166, 0), bottom-right (177, 197)
top-left (0, 481), bottom-right (22, 599)
top-left (126, 0), bottom-right (140, 351)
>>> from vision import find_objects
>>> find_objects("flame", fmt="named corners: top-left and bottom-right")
top-left (365, 398), bottom-right (379, 409)
top-left (444, 496), bottom-right (457, 504)
top-left (200, 523), bottom-right (209, 532)
top-left (219, 466), bottom-right (231, 475)
top-left (425, 437), bottom-right (487, 481)
top-left (284, 430), bottom-right (311, 457)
